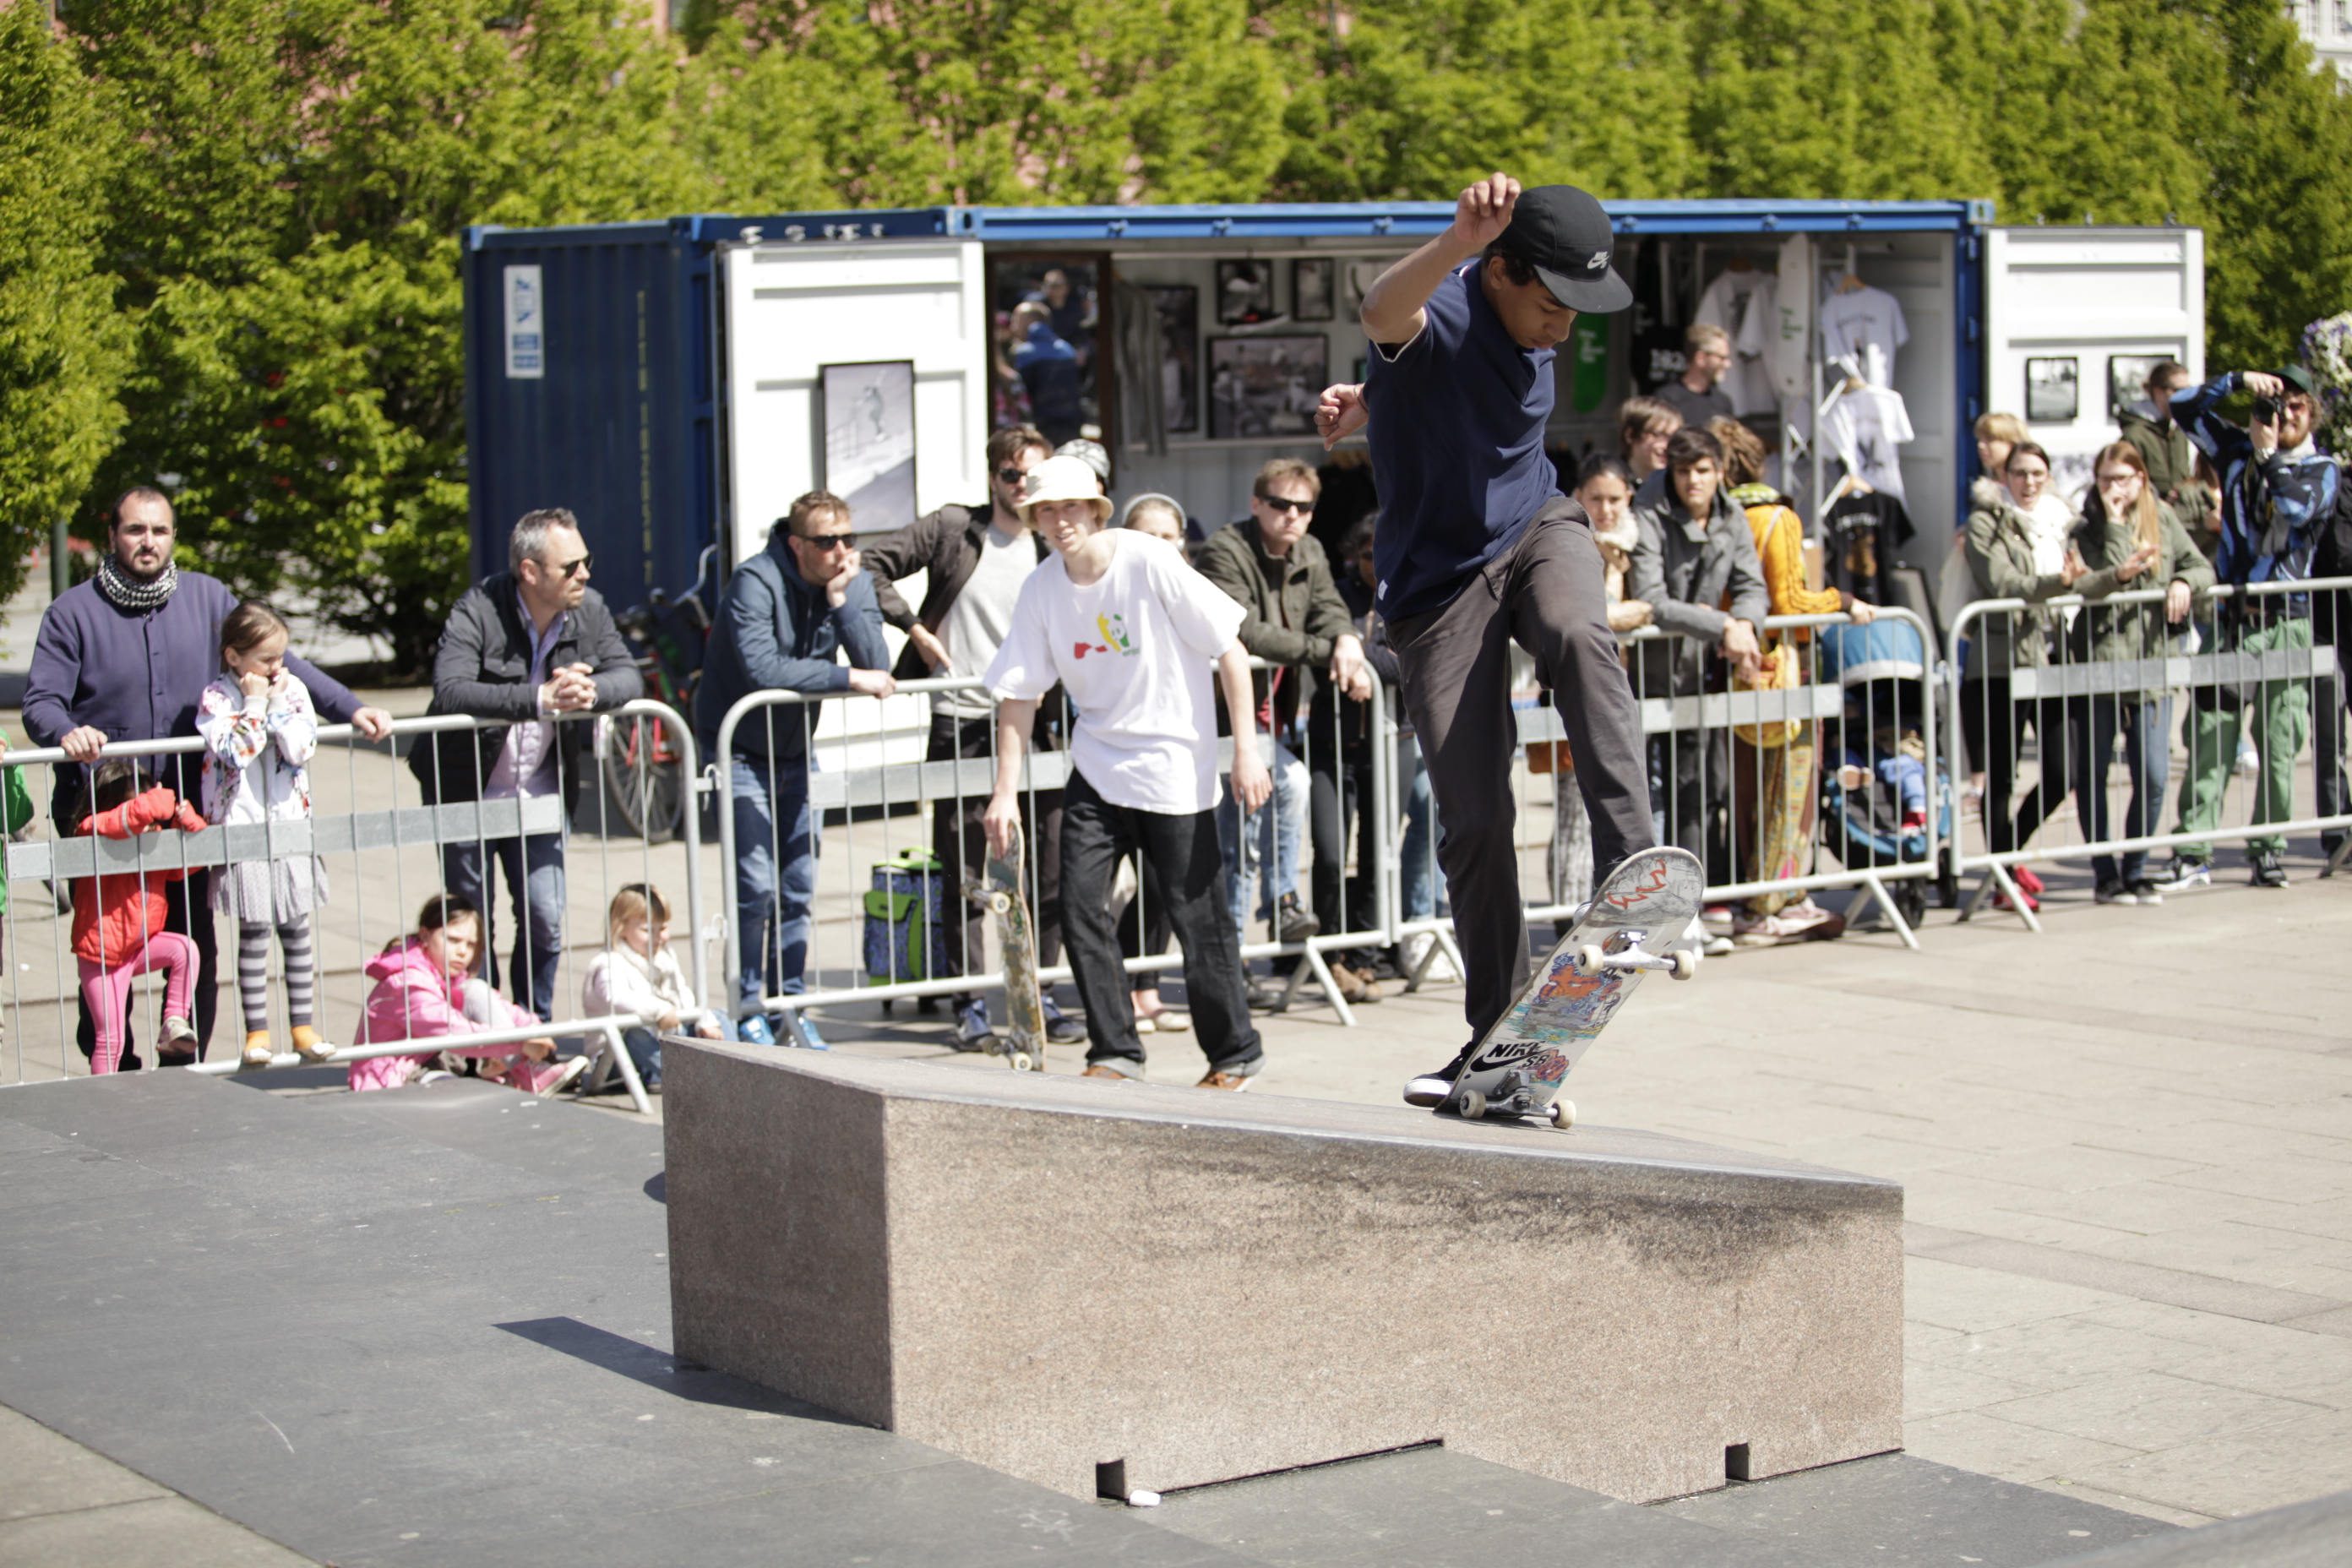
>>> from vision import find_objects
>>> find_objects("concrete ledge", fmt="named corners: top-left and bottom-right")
top-left (663, 1042), bottom-right (1903, 1503)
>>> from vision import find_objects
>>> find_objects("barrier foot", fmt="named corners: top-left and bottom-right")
top-left (1983, 863), bottom-right (2043, 934)
top-left (1860, 876), bottom-right (1921, 951)
top-left (600, 1021), bottom-right (653, 1115)
top-left (1405, 928), bottom-right (1465, 993)
top-left (1297, 947), bottom-right (1358, 1029)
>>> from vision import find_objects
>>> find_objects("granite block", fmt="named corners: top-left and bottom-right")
top-left (664, 1043), bottom-right (1904, 1504)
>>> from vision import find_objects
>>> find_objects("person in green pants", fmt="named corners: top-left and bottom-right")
top-left (2159, 367), bottom-right (2341, 890)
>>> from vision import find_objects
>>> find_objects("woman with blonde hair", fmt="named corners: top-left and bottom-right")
top-left (1711, 419), bottom-right (1871, 945)
top-left (2066, 441), bottom-right (2212, 904)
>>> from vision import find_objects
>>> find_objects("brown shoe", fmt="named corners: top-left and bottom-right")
top-left (1195, 1070), bottom-right (1253, 1092)
top-left (1081, 1063), bottom-right (1129, 1081)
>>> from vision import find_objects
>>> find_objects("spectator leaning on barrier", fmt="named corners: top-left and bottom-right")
top-left (694, 491), bottom-right (894, 1046)
top-left (1627, 424), bottom-right (1769, 892)
top-left (864, 423), bottom-right (1083, 1054)
top-left (23, 487), bottom-right (392, 1069)
top-left (1197, 458), bottom-right (1369, 984)
top-left (2067, 441), bottom-right (2213, 904)
top-left (412, 508), bottom-right (640, 1022)
top-left (983, 455), bottom-right (1272, 1089)
top-left (2157, 365), bottom-right (2341, 891)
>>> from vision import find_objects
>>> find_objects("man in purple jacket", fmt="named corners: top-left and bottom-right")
top-left (22, 488), bottom-right (392, 1067)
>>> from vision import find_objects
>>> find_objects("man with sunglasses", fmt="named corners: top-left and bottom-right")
top-left (1197, 459), bottom-right (1369, 999)
top-left (695, 491), bottom-right (895, 1046)
top-left (863, 424), bottom-right (1086, 1053)
top-left (416, 507), bottom-right (642, 1020)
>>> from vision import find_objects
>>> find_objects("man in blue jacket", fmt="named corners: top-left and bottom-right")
top-left (694, 492), bottom-right (895, 1044)
top-left (23, 487), bottom-right (393, 1066)
top-left (2159, 367), bottom-right (2340, 890)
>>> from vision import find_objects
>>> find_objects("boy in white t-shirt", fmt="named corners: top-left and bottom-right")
top-left (984, 457), bottom-right (1274, 1087)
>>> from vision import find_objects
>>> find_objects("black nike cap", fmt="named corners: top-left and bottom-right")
top-left (1497, 185), bottom-right (1633, 314)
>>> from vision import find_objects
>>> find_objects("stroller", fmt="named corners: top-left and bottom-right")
top-left (1816, 619), bottom-right (1957, 927)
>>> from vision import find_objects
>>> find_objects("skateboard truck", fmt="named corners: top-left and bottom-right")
top-left (1566, 927), bottom-right (1698, 983)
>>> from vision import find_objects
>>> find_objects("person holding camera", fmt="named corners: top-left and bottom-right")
top-left (2154, 367), bottom-right (2340, 890)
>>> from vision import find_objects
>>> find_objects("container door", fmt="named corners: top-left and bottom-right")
top-left (1983, 226), bottom-right (2205, 495)
top-left (717, 239), bottom-right (989, 564)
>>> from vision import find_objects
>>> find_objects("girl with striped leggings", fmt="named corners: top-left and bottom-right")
top-left (196, 602), bottom-right (337, 1069)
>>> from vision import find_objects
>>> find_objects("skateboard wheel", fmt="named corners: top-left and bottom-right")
top-left (1572, 945), bottom-right (1605, 975)
top-left (1456, 1087), bottom-right (1487, 1120)
top-left (1009, 1052), bottom-right (1033, 1072)
top-left (987, 893), bottom-right (1011, 914)
top-left (1549, 1099), bottom-right (1576, 1130)
top-left (1669, 949), bottom-right (1697, 982)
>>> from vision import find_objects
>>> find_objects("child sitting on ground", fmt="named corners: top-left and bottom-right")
top-left (581, 883), bottom-right (723, 1094)
top-left (348, 893), bottom-right (588, 1094)
top-left (72, 760), bottom-right (205, 1075)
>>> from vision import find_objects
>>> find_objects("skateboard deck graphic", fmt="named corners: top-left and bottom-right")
top-left (1444, 845), bottom-right (1704, 1127)
top-left (963, 822), bottom-right (1048, 1072)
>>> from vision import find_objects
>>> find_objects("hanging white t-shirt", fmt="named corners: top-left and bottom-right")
top-left (1820, 285), bottom-right (1908, 388)
top-left (1822, 384), bottom-right (1915, 501)
top-left (935, 522), bottom-right (1038, 720)
top-left (1696, 268), bottom-right (1776, 416)
top-left (986, 531), bottom-right (1244, 815)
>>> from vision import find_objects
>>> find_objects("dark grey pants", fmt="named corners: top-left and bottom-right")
top-left (1387, 501), bottom-right (1654, 1042)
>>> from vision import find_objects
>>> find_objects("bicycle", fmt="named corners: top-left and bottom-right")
top-left (599, 546), bottom-right (716, 842)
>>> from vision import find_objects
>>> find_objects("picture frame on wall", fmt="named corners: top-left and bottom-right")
top-left (1208, 335), bottom-right (1329, 440)
top-left (2108, 354), bottom-right (2171, 416)
top-left (1291, 258), bottom-right (1336, 323)
top-left (819, 360), bottom-right (917, 531)
top-left (2025, 357), bottom-right (2079, 423)
top-left (1216, 259), bottom-right (1277, 325)
top-left (1149, 286), bottom-right (1200, 434)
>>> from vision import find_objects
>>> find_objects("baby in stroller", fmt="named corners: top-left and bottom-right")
top-left (1818, 620), bottom-right (1957, 925)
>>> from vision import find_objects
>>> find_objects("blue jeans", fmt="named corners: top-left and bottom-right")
top-left (1397, 737), bottom-right (1443, 921)
top-left (621, 1025), bottom-right (662, 1087)
top-left (2073, 694), bottom-right (2172, 885)
top-left (731, 753), bottom-right (816, 1013)
top-left (1217, 738), bottom-right (1306, 940)
top-left (443, 830), bottom-right (565, 1021)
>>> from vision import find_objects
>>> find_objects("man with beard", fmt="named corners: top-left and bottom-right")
top-left (23, 487), bottom-right (394, 1067)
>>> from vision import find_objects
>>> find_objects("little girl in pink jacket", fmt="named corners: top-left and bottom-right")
top-left (348, 893), bottom-right (588, 1094)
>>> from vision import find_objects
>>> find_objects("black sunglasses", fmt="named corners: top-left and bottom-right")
top-left (996, 466), bottom-right (1029, 485)
top-left (552, 552), bottom-right (593, 580)
top-left (1255, 494), bottom-right (1315, 516)
top-left (796, 531), bottom-right (857, 550)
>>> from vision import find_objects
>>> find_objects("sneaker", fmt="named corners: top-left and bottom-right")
top-left (1041, 994), bottom-right (1086, 1045)
top-left (1276, 893), bottom-right (1320, 944)
top-left (953, 999), bottom-right (996, 1054)
top-left (161, 1014), bottom-right (198, 1047)
top-left (541, 1055), bottom-right (593, 1097)
top-left (2235, 744), bottom-right (2260, 777)
top-left (241, 1032), bottom-right (275, 1068)
top-left (1703, 934), bottom-right (1735, 957)
top-left (1991, 886), bottom-right (2039, 914)
top-left (418, 1069), bottom-right (456, 1086)
top-left (2126, 879), bottom-right (2164, 905)
top-left (2153, 856), bottom-right (2211, 891)
top-left (1404, 1045), bottom-right (1476, 1108)
top-left (1329, 961), bottom-right (1383, 1004)
top-left (1246, 977), bottom-right (1289, 1013)
top-left (1196, 1069), bottom-right (1253, 1092)
top-left (788, 1014), bottom-right (830, 1050)
top-left (1701, 903), bottom-right (1736, 938)
top-left (2011, 866), bottom-right (2045, 898)
top-left (2251, 852), bottom-right (2289, 889)
top-left (2093, 878), bottom-right (2138, 906)
top-left (1772, 899), bottom-right (1845, 942)
top-left (1081, 1061), bottom-right (1130, 1081)
top-left (735, 1014), bottom-right (776, 1047)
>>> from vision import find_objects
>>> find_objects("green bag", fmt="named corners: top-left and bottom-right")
top-left (0, 729), bottom-right (32, 915)
top-left (862, 847), bottom-right (947, 985)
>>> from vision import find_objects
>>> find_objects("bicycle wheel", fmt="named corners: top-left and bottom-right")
top-left (602, 713), bottom-right (685, 843)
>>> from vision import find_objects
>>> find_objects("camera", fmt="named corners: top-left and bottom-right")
top-left (2253, 395), bottom-right (2281, 422)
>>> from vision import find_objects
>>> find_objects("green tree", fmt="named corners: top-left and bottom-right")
top-left (0, 2), bottom-right (126, 608)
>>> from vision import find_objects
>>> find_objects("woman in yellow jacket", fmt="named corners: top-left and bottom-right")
top-left (1710, 420), bottom-right (1876, 946)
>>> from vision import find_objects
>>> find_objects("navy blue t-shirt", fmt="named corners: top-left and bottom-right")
top-left (1365, 262), bottom-right (1560, 621)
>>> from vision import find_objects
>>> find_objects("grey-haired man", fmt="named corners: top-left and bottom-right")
top-left (1316, 174), bottom-right (1657, 1106)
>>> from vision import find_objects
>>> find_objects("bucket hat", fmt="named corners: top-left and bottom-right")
top-left (1498, 185), bottom-right (1633, 314)
top-left (1020, 455), bottom-right (1114, 524)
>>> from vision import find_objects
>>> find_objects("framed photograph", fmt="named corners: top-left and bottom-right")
top-left (1342, 259), bottom-right (1385, 315)
top-left (1208, 334), bottom-right (1329, 440)
top-left (2109, 354), bottom-right (2171, 415)
top-left (2025, 356), bottom-right (2079, 423)
top-left (1149, 286), bottom-right (1200, 434)
top-left (1216, 259), bottom-right (1277, 325)
top-left (1291, 258), bottom-right (1336, 323)
top-left (819, 361), bottom-right (917, 531)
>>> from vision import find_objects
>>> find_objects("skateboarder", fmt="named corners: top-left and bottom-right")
top-left (1315, 173), bottom-right (1658, 1107)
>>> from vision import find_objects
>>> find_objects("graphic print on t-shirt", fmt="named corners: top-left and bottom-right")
top-left (1074, 612), bottom-right (1138, 660)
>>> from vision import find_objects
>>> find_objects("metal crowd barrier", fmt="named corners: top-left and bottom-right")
top-left (711, 660), bottom-right (1396, 1035)
top-left (0, 704), bottom-right (708, 1113)
top-left (1946, 575), bottom-right (2352, 929)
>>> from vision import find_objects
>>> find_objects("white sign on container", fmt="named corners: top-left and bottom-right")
top-left (504, 264), bottom-right (545, 379)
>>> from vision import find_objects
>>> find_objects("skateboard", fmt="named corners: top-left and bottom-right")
top-left (1441, 846), bottom-right (1704, 1128)
top-left (961, 821), bottom-right (1048, 1072)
